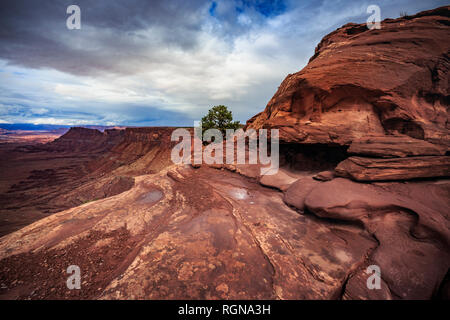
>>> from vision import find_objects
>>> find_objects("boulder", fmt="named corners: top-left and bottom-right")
top-left (259, 168), bottom-right (300, 191)
top-left (283, 177), bottom-right (322, 211)
top-left (313, 170), bottom-right (335, 181)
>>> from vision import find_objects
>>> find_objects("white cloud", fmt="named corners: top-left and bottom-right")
top-left (30, 107), bottom-right (49, 115)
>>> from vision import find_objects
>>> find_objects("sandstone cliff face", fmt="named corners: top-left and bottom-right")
top-left (247, 6), bottom-right (450, 148)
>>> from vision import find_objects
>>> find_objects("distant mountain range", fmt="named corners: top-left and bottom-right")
top-left (0, 123), bottom-right (120, 132)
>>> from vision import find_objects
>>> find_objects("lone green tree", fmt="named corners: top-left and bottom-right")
top-left (200, 105), bottom-right (240, 141)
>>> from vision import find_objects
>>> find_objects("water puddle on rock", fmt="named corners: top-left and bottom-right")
top-left (229, 188), bottom-right (249, 200)
top-left (138, 190), bottom-right (163, 204)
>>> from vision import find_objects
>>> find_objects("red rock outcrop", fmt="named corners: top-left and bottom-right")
top-left (247, 6), bottom-right (450, 148)
top-left (347, 135), bottom-right (447, 158)
top-left (335, 155), bottom-right (450, 181)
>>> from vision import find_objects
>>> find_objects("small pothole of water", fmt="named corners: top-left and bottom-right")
top-left (138, 190), bottom-right (163, 204)
top-left (229, 188), bottom-right (249, 200)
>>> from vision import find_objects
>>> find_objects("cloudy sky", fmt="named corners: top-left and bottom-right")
top-left (0, 0), bottom-right (447, 126)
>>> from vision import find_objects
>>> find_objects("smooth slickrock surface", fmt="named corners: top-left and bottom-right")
top-left (303, 178), bottom-right (450, 299)
top-left (0, 165), bottom-right (448, 300)
top-left (0, 166), bottom-right (379, 300)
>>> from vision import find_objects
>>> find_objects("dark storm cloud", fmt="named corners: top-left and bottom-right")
top-left (0, 0), bottom-right (293, 77)
top-left (0, 0), bottom-right (207, 76)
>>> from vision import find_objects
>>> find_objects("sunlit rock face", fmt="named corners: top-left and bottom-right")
top-left (247, 6), bottom-right (450, 148)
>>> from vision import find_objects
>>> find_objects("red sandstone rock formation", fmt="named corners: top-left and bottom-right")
top-left (247, 6), bottom-right (450, 182)
top-left (348, 135), bottom-right (447, 158)
top-left (247, 6), bottom-right (450, 148)
top-left (335, 155), bottom-right (449, 181)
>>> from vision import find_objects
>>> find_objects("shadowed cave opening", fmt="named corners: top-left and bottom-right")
top-left (382, 118), bottom-right (425, 139)
top-left (280, 143), bottom-right (348, 172)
